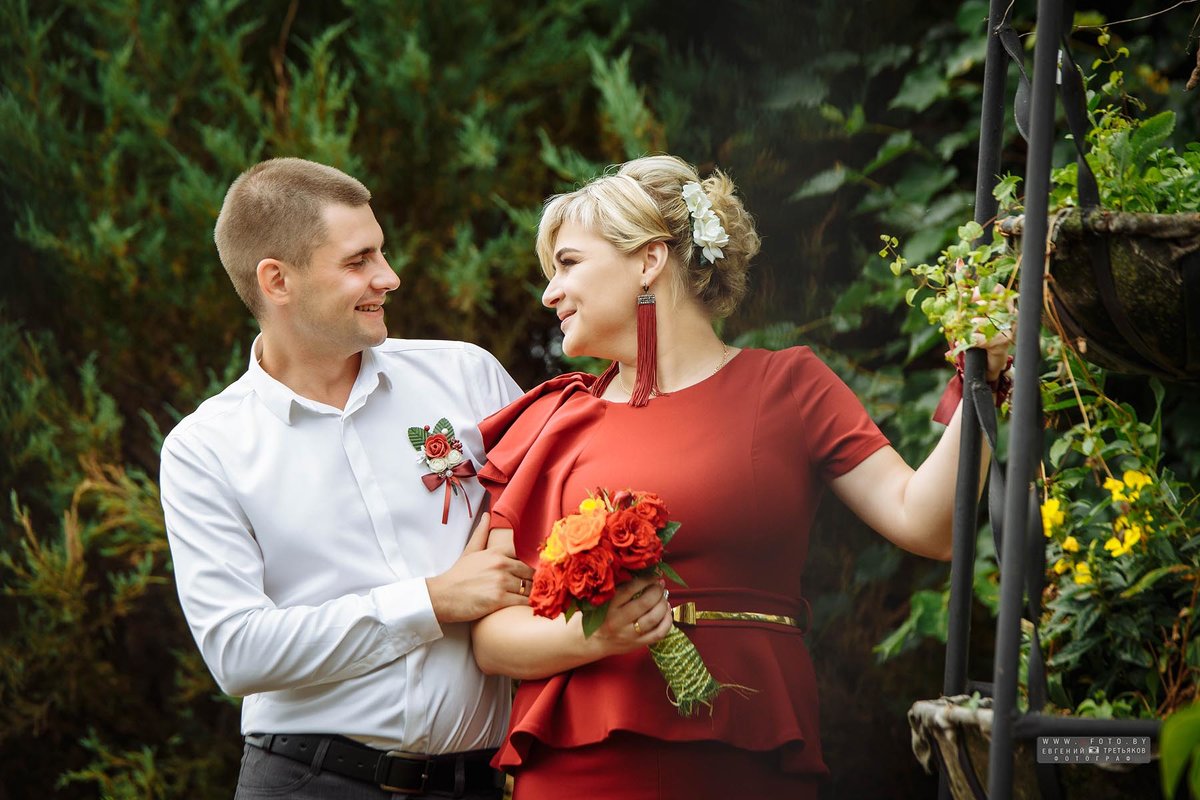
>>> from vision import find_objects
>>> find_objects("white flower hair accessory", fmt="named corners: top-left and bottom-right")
top-left (682, 181), bottom-right (729, 264)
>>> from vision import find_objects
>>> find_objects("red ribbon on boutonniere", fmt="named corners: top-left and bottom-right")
top-left (409, 417), bottom-right (476, 525)
top-left (421, 462), bottom-right (476, 525)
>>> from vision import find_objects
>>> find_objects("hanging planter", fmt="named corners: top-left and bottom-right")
top-left (998, 210), bottom-right (1200, 381)
top-left (909, 696), bottom-right (1162, 800)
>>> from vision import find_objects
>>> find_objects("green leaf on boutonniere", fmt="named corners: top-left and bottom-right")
top-left (659, 520), bottom-right (681, 546)
top-left (407, 427), bottom-right (428, 449)
top-left (434, 417), bottom-right (455, 438)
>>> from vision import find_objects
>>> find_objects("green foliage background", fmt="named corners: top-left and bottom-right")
top-left (1, 0), bottom-right (1197, 797)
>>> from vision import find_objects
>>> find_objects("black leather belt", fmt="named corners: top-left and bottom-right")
top-left (244, 733), bottom-right (500, 796)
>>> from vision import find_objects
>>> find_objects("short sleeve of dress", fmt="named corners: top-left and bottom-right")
top-left (783, 347), bottom-right (890, 482)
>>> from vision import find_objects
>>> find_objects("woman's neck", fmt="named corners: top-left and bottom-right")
top-left (613, 302), bottom-right (730, 396)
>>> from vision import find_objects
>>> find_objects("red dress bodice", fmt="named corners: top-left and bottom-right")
top-left (478, 347), bottom-right (890, 777)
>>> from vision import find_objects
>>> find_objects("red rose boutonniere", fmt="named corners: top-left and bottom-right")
top-left (408, 417), bottom-right (476, 525)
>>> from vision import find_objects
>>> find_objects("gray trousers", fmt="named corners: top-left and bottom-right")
top-left (234, 743), bottom-right (504, 800)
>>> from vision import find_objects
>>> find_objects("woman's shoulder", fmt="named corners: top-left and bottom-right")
top-left (478, 371), bottom-right (604, 462)
top-left (740, 345), bottom-right (841, 385)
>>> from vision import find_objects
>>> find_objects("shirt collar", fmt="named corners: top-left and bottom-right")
top-left (345, 343), bottom-right (392, 414)
top-left (246, 336), bottom-right (392, 424)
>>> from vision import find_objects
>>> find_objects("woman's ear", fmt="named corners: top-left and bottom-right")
top-left (256, 258), bottom-right (289, 309)
top-left (640, 240), bottom-right (671, 289)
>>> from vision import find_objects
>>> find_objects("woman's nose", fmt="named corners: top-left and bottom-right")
top-left (542, 277), bottom-right (562, 309)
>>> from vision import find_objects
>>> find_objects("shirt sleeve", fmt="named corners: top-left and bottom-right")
top-left (787, 347), bottom-right (891, 482)
top-left (462, 342), bottom-right (524, 421)
top-left (160, 430), bottom-right (443, 698)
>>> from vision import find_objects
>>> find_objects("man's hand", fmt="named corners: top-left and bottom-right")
top-left (426, 513), bottom-right (535, 624)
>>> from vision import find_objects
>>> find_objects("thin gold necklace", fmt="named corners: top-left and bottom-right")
top-left (617, 343), bottom-right (730, 398)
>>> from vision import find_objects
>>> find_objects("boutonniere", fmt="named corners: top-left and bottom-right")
top-left (409, 417), bottom-right (476, 525)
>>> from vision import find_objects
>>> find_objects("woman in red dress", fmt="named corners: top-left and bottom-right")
top-left (472, 155), bottom-right (1009, 799)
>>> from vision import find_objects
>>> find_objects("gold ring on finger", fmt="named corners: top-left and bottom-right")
top-left (633, 620), bottom-right (642, 635)
top-left (519, 579), bottom-right (527, 596)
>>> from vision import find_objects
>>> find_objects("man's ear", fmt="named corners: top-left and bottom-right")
top-left (640, 240), bottom-right (671, 289)
top-left (256, 258), bottom-right (289, 309)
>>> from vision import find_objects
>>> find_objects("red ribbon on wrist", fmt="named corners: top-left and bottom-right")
top-left (932, 353), bottom-right (1014, 425)
top-left (421, 462), bottom-right (477, 525)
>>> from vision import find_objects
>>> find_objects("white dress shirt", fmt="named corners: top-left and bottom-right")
top-left (160, 337), bottom-right (522, 753)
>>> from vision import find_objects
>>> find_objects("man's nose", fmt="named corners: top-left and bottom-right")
top-left (375, 260), bottom-right (401, 291)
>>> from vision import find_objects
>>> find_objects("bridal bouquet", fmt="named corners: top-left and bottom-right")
top-left (529, 488), bottom-right (738, 716)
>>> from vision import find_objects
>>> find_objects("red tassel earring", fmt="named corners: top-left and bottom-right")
top-left (630, 283), bottom-right (660, 406)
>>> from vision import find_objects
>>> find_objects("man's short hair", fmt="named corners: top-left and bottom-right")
top-left (214, 158), bottom-right (371, 317)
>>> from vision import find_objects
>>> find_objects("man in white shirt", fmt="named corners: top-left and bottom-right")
top-left (160, 158), bottom-right (534, 799)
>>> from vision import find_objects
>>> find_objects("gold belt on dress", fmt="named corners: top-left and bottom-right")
top-left (671, 601), bottom-right (801, 628)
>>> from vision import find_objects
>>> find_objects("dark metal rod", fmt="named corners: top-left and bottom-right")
top-left (941, 7), bottom-right (1011, 799)
top-left (1011, 714), bottom-right (1162, 739)
top-left (943, 347), bottom-right (986, 698)
top-left (972, 0), bottom-right (1012, 230)
top-left (942, 0), bottom-right (1014, 709)
top-left (988, 0), bottom-right (1064, 797)
top-left (940, 350), bottom-right (986, 800)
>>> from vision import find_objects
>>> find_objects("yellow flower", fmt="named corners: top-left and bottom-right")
top-left (1040, 498), bottom-right (1065, 535)
top-left (1124, 524), bottom-right (1143, 549)
top-left (540, 522), bottom-right (567, 563)
top-left (1103, 476), bottom-right (1127, 502)
top-left (1122, 470), bottom-right (1152, 490)
top-left (1120, 470), bottom-right (1151, 502)
top-left (1053, 558), bottom-right (1069, 575)
top-left (578, 497), bottom-right (605, 514)
top-left (1104, 524), bottom-right (1142, 557)
top-left (1062, 536), bottom-right (1080, 553)
top-left (1073, 562), bottom-right (1093, 585)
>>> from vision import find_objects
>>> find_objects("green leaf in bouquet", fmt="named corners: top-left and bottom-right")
top-left (433, 417), bottom-right (455, 438)
top-left (659, 520), bottom-right (681, 546)
top-left (581, 605), bottom-right (607, 638)
top-left (657, 560), bottom-right (686, 588)
top-left (407, 427), bottom-right (428, 449)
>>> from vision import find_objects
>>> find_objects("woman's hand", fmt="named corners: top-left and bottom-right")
top-left (983, 325), bottom-right (1015, 382)
top-left (590, 576), bottom-right (673, 658)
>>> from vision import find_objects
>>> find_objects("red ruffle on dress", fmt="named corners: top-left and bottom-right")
top-left (478, 347), bottom-right (890, 785)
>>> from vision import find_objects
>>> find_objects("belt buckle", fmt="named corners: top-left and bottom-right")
top-left (378, 751), bottom-right (431, 794)
top-left (672, 601), bottom-right (697, 625)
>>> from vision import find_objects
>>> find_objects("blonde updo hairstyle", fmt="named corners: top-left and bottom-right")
top-left (535, 155), bottom-right (760, 319)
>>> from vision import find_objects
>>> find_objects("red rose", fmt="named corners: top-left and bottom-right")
top-left (631, 492), bottom-right (670, 529)
top-left (564, 546), bottom-right (617, 606)
top-left (607, 510), bottom-right (663, 571)
top-left (611, 489), bottom-right (635, 510)
top-left (529, 562), bottom-right (569, 619)
top-left (424, 433), bottom-right (451, 459)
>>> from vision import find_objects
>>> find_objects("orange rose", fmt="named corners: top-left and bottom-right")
top-left (607, 510), bottom-right (663, 570)
top-left (564, 546), bottom-right (617, 606)
top-left (631, 492), bottom-right (670, 529)
top-left (559, 511), bottom-right (605, 554)
top-left (529, 562), bottom-right (569, 618)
